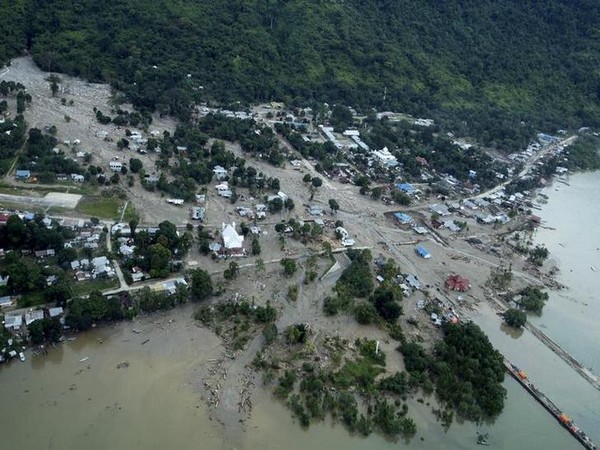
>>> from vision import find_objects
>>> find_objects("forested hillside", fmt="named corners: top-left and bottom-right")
top-left (1, 0), bottom-right (599, 142)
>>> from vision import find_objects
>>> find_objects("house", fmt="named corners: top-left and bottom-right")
top-left (25, 310), bottom-right (44, 325)
top-left (215, 182), bottom-right (232, 198)
top-left (91, 256), bottom-right (114, 277)
top-left (153, 277), bottom-right (188, 295)
top-left (4, 313), bottom-right (23, 331)
top-left (308, 205), bottom-right (322, 216)
top-left (213, 165), bottom-right (228, 180)
top-left (119, 244), bottom-right (136, 257)
top-left (35, 249), bottom-right (54, 258)
top-left (341, 238), bottom-right (356, 247)
top-left (191, 207), bottom-right (205, 221)
top-left (415, 245), bottom-right (431, 259)
top-left (443, 220), bottom-right (461, 232)
top-left (0, 275), bottom-right (9, 287)
top-left (430, 203), bottom-right (450, 217)
top-left (70, 173), bottom-right (85, 182)
top-left (15, 170), bottom-right (31, 180)
top-left (462, 200), bottom-right (478, 210)
top-left (445, 274), bottom-right (471, 292)
top-left (371, 147), bottom-right (398, 167)
top-left (48, 307), bottom-right (64, 318)
top-left (221, 222), bottom-right (244, 254)
top-left (111, 223), bottom-right (131, 236)
top-left (394, 212), bottom-right (413, 225)
top-left (396, 183), bottom-right (416, 195)
top-left (412, 226), bottom-right (428, 235)
top-left (166, 198), bottom-right (184, 205)
top-left (405, 274), bottom-right (421, 290)
top-left (131, 272), bottom-right (145, 283)
top-left (144, 174), bottom-right (160, 184)
top-left (0, 296), bottom-right (12, 308)
top-left (109, 161), bottom-right (123, 172)
top-left (46, 275), bottom-right (58, 286)
top-left (236, 207), bottom-right (254, 219)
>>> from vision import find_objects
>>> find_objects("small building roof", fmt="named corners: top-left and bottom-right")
top-left (405, 274), bottom-right (421, 290)
top-left (25, 310), bottom-right (44, 325)
top-left (48, 307), bottom-right (64, 317)
top-left (222, 223), bottom-right (244, 249)
top-left (396, 183), bottom-right (415, 194)
top-left (15, 169), bottom-right (31, 177)
top-left (415, 245), bottom-right (431, 258)
top-left (446, 274), bottom-right (471, 292)
top-left (394, 212), bottom-right (413, 224)
top-left (4, 313), bottom-right (23, 329)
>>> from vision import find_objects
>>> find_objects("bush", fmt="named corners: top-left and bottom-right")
top-left (263, 323), bottom-right (278, 345)
top-left (503, 308), bottom-right (527, 328)
top-left (354, 302), bottom-right (378, 324)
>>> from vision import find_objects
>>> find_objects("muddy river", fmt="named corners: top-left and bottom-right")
top-left (0, 305), bottom-right (579, 450)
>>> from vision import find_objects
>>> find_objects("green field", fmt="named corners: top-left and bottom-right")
top-left (77, 196), bottom-right (137, 221)
top-left (70, 278), bottom-right (120, 297)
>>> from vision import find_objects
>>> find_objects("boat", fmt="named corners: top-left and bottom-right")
top-left (18, 352), bottom-right (25, 362)
top-left (79, 356), bottom-right (89, 363)
top-left (591, 266), bottom-right (596, 272)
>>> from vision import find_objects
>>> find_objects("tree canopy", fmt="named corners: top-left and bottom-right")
top-left (0, 1), bottom-right (598, 142)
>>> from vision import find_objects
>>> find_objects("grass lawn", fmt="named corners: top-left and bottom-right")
top-left (70, 278), bottom-right (119, 296)
top-left (77, 196), bottom-right (127, 220)
top-left (122, 202), bottom-right (139, 222)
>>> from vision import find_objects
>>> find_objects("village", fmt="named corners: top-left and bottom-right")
top-left (0, 115), bottom-right (571, 364)
top-left (3, 55), bottom-right (600, 450)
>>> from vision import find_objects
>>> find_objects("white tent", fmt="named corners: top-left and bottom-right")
top-left (222, 222), bottom-right (244, 249)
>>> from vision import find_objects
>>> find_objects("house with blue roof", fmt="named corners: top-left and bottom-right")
top-left (415, 245), bottom-right (431, 259)
top-left (396, 183), bottom-right (416, 194)
top-left (15, 170), bottom-right (31, 180)
top-left (394, 212), bottom-right (413, 224)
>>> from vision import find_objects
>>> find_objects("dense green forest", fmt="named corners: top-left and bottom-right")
top-left (1, 1), bottom-right (599, 141)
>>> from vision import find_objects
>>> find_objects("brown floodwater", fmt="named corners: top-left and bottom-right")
top-left (0, 305), bottom-right (581, 450)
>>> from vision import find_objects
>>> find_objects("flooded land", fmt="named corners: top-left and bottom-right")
top-left (0, 304), bottom-right (580, 450)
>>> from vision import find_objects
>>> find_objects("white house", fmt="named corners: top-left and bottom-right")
top-left (371, 147), bottom-right (398, 167)
top-left (4, 313), bottom-right (23, 331)
top-left (213, 165), bottom-right (228, 180)
top-left (119, 244), bottom-right (136, 257)
top-left (215, 182), bottom-right (232, 198)
top-left (110, 161), bottom-right (123, 172)
top-left (166, 198), bottom-right (184, 205)
top-left (222, 222), bottom-right (244, 252)
top-left (91, 256), bottom-right (115, 278)
top-left (24, 310), bottom-right (44, 326)
top-left (70, 173), bottom-right (85, 182)
top-left (111, 223), bottom-right (131, 236)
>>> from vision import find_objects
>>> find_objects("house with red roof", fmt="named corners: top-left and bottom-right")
top-left (445, 274), bottom-right (471, 292)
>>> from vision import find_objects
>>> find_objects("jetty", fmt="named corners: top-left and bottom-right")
top-left (504, 359), bottom-right (597, 450)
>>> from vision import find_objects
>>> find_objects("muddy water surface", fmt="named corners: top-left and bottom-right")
top-left (0, 305), bottom-right (581, 450)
